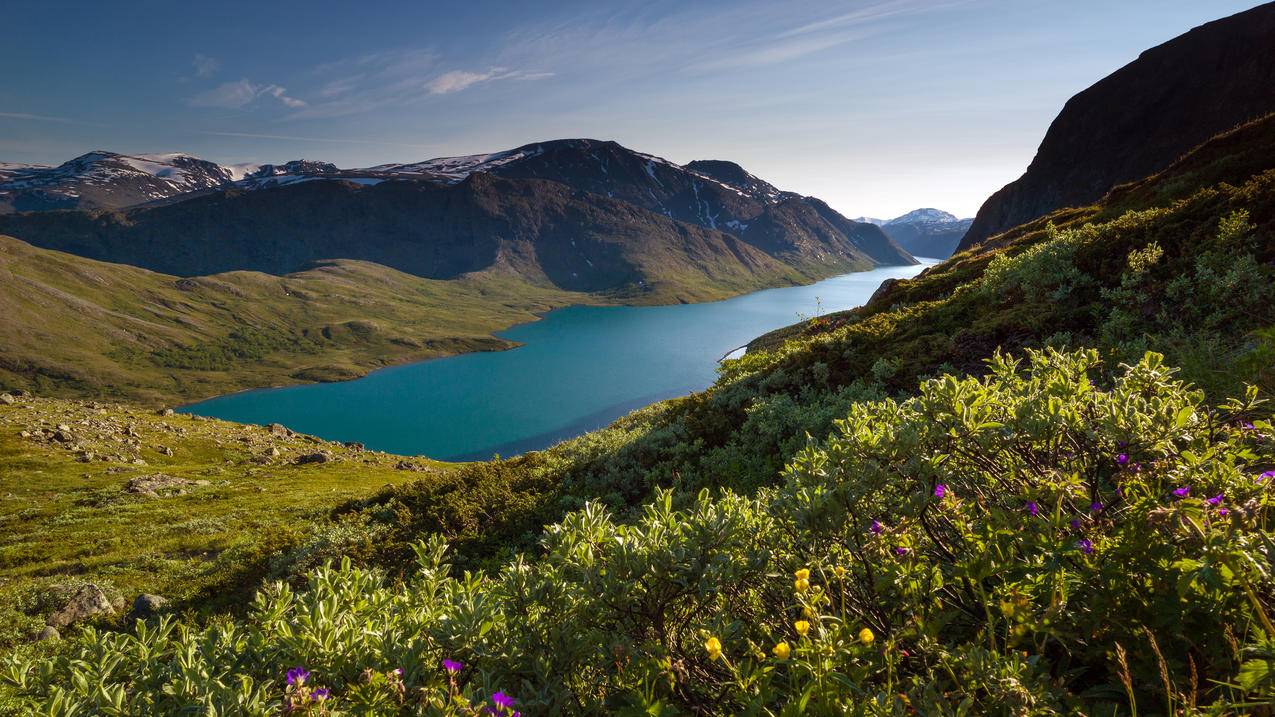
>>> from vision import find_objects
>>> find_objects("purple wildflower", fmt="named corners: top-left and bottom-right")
top-left (286, 667), bottom-right (309, 686)
top-left (1116, 454), bottom-right (1129, 466)
top-left (895, 546), bottom-right (910, 556)
top-left (1076, 539), bottom-right (1094, 555)
top-left (1070, 518), bottom-right (1081, 531)
top-left (1218, 507), bottom-right (1230, 517)
top-left (1025, 501), bottom-right (1039, 517)
top-left (443, 659), bottom-right (463, 673)
top-left (1206, 494), bottom-right (1224, 506)
top-left (1241, 421), bottom-right (1255, 430)
top-left (1260, 470), bottom-right (1275, 482)
top-left (492, 691), bottom-right (517, 709)
top-left (1115, 486), bottom-right (1124, 499)
top-left (870, 519), bottom-right (883, 535)
top-left (1090, 501), bottom-right (1103, 513)
top-left (934, 484), bottom-right (947, 499)
top-left (1173, 485), bottom-right (1191, 498)
top-left (312, 688), bottom-right (330, 702)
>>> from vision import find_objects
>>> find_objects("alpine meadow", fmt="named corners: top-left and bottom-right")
top-left (1, 2), bottom-right (1274, 715)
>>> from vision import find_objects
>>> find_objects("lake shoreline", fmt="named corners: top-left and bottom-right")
top-left (181, 260), bottom-right (938, 459)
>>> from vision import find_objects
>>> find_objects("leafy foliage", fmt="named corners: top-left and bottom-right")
top-left (4, 350), bottom-right (1273, 714)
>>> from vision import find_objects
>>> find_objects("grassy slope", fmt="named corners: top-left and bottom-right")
top-left (0, 233), bottom-right (811, 406)
top-left (0, 394), bottom-right (450, 644)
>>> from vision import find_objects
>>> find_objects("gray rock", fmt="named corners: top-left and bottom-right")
top-left (158, 408), bottom-right (175, 416)
top-left (47, 584), bottom-right (115, 629)
top-left (124, 473), bottom-right (204, 497)
top-left (294, 452), bottom-right (331, 465)
top-left (33, 626), bottom-right (59, 642)
top-left (129, 593), bottom-right (168, 620)
top-left (0, 393), bottom-right (15, 405)
top-left (268, 423), bottom-right (292, 437)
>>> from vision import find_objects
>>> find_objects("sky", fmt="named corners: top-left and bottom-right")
top-left (0, 0), bottom-right (1263, 218)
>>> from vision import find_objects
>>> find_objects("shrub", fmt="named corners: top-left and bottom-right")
top-left (4, 349), bottom-right (1272, 714)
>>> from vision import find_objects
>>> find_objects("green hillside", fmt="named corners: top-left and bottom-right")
top-left (1, 117), bottom-right (1272, 715)
top-left (0, 229), bottom-right (813, 405)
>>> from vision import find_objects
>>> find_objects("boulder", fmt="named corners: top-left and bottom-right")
top-left (295, 452), bottom-right (331, 465)
top-left (129, 593), bottom-right (168, 620)
top-left (0, 393), bottom-right (15, 405)
top-left (158, 408), bottom-right (175, 416)
top-left (267, 423), bottom-right (292, 437)
top-left (33, 626), bottom-right (59, 642)
top-left (47, 584), bottom-right (115, 629)
top-left (124, 474), bottom-right (209, 497)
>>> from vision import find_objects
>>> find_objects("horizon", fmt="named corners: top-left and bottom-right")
top-left (2, 0), bottom-right (1262, 218)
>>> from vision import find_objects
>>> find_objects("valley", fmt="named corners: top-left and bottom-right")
top-left (2, 2), bottom-right (1275, 715)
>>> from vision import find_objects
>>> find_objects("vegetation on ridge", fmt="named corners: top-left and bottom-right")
top-left (3, 349), bottom-right (1273, 714)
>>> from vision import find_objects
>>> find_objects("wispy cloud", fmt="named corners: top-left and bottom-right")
top-left (426, 67), bottom-right (554, 95)
top-left (198, 130), bottom-right (438, 149)
top-left (188, 79), bottom-right (306, 109)
top-left (0, 111), bottom-right (78, 124)
top-left (192, 53), bottom-right (221, 78)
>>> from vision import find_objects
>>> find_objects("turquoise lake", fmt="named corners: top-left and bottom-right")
top-left (181, 260), bottom-right (936, 460)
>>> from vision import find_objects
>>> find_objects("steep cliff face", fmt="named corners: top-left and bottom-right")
top-left (958, 2), bottom-right (1275, 251)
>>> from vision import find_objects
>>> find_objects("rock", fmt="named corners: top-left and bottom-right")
top-left (0, 393), bottom-right (15, 405)
top-left (53, 430), bottom-right (75, 443)
top-left (158, 408), bottom-right (175, 416)
top-left (56, 424), bottom-right (71, 432)
top-left (128, 593), bottom-right (168, 620)
top-left (267, 423), bottom-right (292, 437)
top-left (269, 446), bottom-right (281, 457)
top-left (158, 446), bottom-right (174, 456)
top-left (19, 430), bottom-right (31, 439)
top-left (124, 473), bottom-right (205, 497)
top-left (77, 451), bottom-right (94, 462)
top-left (344, 441), bottom-right (365, 451)
top-left (33, 626), bottom-right (60, 642)
top-left (294, 452), bottom-right (331, 465)
top-left (47, 584), bottom-right (115, 629)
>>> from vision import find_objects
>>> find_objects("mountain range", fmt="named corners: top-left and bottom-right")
top-left (958, 0), bottom-right (1275, 251)
top-left (853, 209), bottom-right (971, 258)
top-left (0, 140), bottom-right (913, 296)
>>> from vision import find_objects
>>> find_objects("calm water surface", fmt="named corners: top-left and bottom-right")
top-left (182, 260), bottom-right (937, 460)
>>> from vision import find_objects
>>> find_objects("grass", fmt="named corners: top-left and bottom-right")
top-left (0, 395), bottom-right (443, 646)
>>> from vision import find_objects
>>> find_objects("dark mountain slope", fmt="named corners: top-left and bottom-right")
top-left (378, 139), bottom-right (915, 267)
top-left (0, 173), bottom-right (817, 299)
top-left (958, 1), bottom-right (1275, 251)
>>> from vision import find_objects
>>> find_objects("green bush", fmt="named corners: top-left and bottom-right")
top-left (4, 349), bottom-right (1272, 714)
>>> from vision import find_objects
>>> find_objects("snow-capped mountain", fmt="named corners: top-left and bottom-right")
top-left (886, 208), bottom-right (960, 225)
top-left (0, 140), bottom-right (917, 271)
top-left (857, 208), bottom-right (972, 258)
top-left (0, 152), bottom-right (236, 213)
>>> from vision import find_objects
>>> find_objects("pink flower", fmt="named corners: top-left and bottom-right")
top-left (934, 484), bottom-right (947, 499)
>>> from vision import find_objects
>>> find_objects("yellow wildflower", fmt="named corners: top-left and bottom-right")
top-left (802, 606), bottom-right (815, 618)
top-left (705, 636), bottom-right (722, 661)
top-left (858, 627), bottom-right (875, 644)
top-left (795, 620), bottom-right (810, 637)
top-left (794, 577), bottom-right (810, 593)
top-left (834, 566), bottom-right (847, 579)
top-left (772, 642), bottom-right (791, 659)
top-left (794, 568), bottom-right (810, 581)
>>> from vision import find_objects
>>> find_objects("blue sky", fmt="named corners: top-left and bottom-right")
top-left (1, 0), bottom-right (1261, 217)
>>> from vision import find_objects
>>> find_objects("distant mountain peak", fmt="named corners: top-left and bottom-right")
top-left (886, 208), bottom-right (959, 225)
